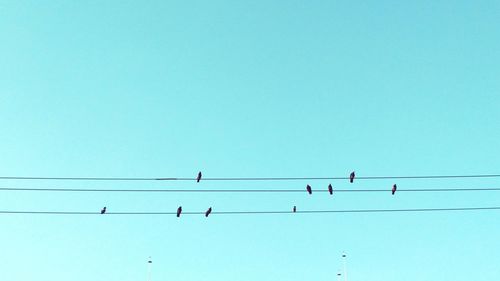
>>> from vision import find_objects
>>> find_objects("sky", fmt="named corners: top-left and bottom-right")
top-left (0, 1), bottom-right (499, 280)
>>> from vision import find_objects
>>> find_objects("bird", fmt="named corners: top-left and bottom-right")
top-left (306, 184), bottom-right (312, 194)
top-left (196, 171), bottom-right (202, 183)
top-left (205, 207), bottom-right (212, 217)
top-left (293, 206), bottom-right (296, 213)
top-left (100, 207), bottom-right (106, 214)
top-left (328, 184), bottom-right (333, 195)
top-left (176, 206), bottom-right (182, 217)
top-left (392, 184), bottom-right (397, 195)
top-left (349, 171), bottom-right (355, 183)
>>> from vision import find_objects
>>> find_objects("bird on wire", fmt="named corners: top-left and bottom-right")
top-left (306, 184), bottom-right (312, 194)
top-left (328, 184), bottom-right (333, 195)
top-left (100, 207), bottom-right (106, 214)
top-left (196, 172), bottom-right (202, 183)
top-left (205, 207), bottom-right (212, 217)
top-left (392, 184), bottom-right (397, 195)
top-left (350, 171), bottom-right (355, 183)
top-left (177, 206), bottom-right (182, 217)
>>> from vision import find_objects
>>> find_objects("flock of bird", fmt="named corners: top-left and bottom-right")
top-left (98, 171), bottom-right (398, 217)
top-left (294, 171), bottom-right (397, 213)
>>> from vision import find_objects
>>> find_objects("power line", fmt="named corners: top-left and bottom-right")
top-left (0, 177), bottom-right (169, 181)
top-left (1, 187), bottom-right (500, 193)
top-left (0, 174), bottom-right (499, 181)
top-left (1, 206), bottom-right (500, 215)
top-left (202, 174), bottom-right (500, 181)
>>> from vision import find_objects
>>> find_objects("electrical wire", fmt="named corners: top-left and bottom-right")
top-left (1, 206), bottom-right (500, 215)
top-left (1, 187), bottom-right (500, 193)
top-left (0, 174), bottom-right (499, 181)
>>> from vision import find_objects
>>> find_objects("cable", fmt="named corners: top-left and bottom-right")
top-left (1, 206), bottom-right (500, 215)
top-left (0, 177), bottom-right (170, 181)
top-left (1, 187), bottom-right (500, 193)
top-left (195, 174), bottom-right (500, 181)
top-left (0, 174), bottom-right (499, 181)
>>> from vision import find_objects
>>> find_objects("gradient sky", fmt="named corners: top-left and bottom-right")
top-left (0, 1), bottom-right (499, 281)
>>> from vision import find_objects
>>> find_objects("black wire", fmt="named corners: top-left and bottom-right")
top-left (0, 174), bottom-right (499, 181)
top-left (0, 177), bottom-right (173, 181)
top-left (1, 187), bottom-right (500, 193)
top-left (198, 174), bottom-right (500, 181)
top-left (1, 206), bottom-right (500, 215)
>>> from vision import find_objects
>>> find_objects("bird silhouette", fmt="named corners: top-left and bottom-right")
top-left (196, 171), bottom-right (202, 183)
top-left (205, 207), bottom-right (212, 217)
top-left (100, 207), bottom-right (106, 214)
top-left (328, 184), bottom-right (333, 195)
top-left (392, 184), bottom-right (397, 195)
top-left (177, 206), bottom-right (182, 217)
top-left (293, 206), bottom-right (297, 213)
top-left (350, 171), bottom-right (355, 183)
top-left (306, 184), bottom-right (312, 194)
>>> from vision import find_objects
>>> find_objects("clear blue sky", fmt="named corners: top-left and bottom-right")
top-left (0, 1), bottom-right (499, 280)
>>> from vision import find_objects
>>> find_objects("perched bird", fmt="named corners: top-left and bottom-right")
top-left (328, 184), bottom-right (333, 195)
top-left (350, 171), bottom-right (355, 183)
top-left (100, 207), bottom-right (106, 214)
top-left (293, 206), bottom-right (296, 213)
top-left (205, 207), bottom-right (212, 217)
top-left (306, 184), bottom-right (312, 194)
top-left (177, 206), bottom-right (182, 217)
top-left (196, 171), bottom-right (202, 183)
top-left (392, 184), bottom-right (397, 195)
